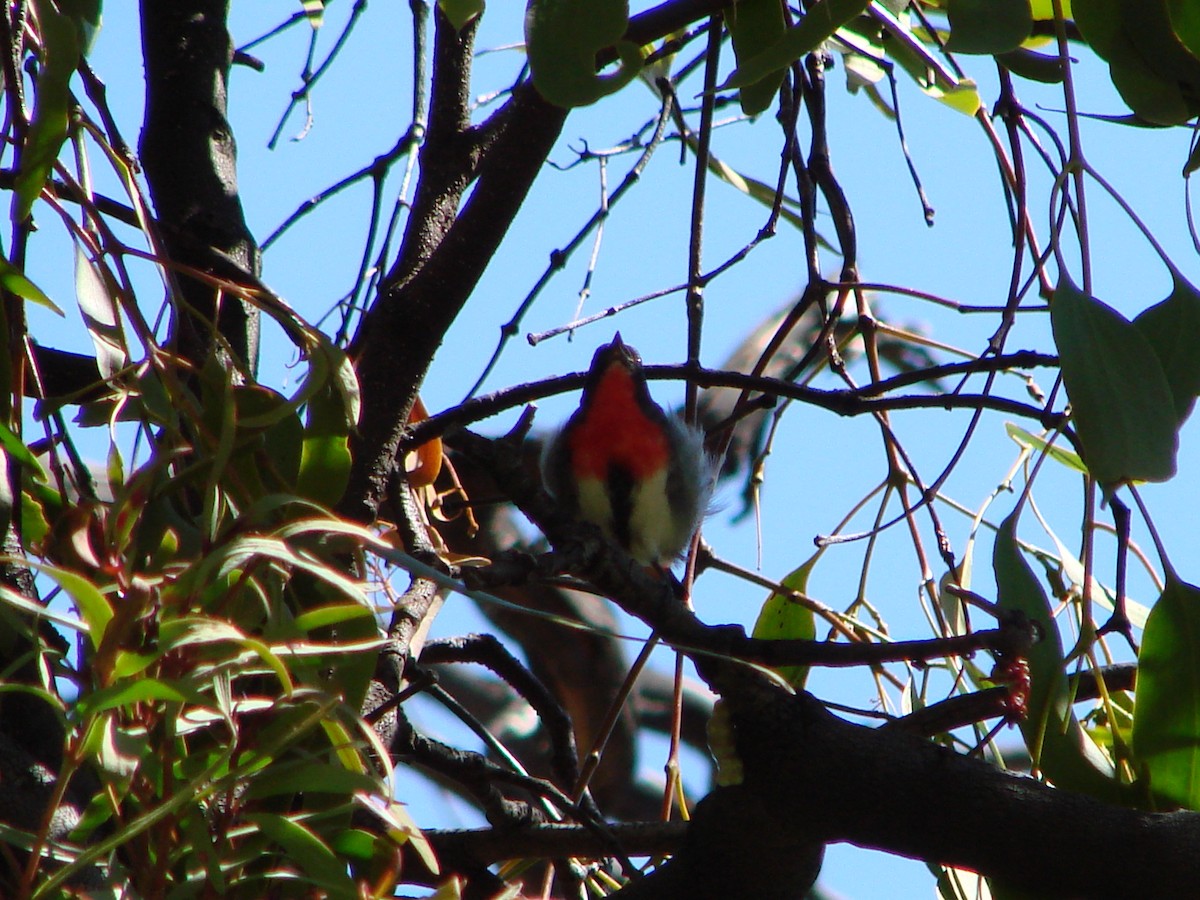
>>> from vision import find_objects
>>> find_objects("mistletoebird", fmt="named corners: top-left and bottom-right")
top-left (542, 334), bottom-right (712, 567)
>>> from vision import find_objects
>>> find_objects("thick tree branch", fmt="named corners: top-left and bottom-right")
top-left (138, 0), bottom-right (261, 373)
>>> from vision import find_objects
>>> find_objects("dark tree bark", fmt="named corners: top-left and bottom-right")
top-left (139, 0), bottom-right (260, 374)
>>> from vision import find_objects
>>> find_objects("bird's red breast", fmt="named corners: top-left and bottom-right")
top-left (566, 362), bottom-right (670, 481)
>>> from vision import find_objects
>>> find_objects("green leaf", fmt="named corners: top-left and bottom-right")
top-left (1133, 275), bottom-right (1200, 423)
top-left (245, 813), bottom-right (354, 891)
top-left (292, 602), bottom-right (374, 633)
top-left (56, 0), bottom-right (103, 56)
top-left (997, 48), bottom-right (1065, 83)
top-left (0, 422), bottom-right (48, 479)
top-left (1108, 56), bottom-right (1193, 125)
top-left (74, 678), bottom-right (193, 719)
top-left (994, 511), bottom-right (1127, 803)
top-left (720, 0), bottom-right (869, 91)
top-left (16, 2), bottom-right (80, 221)
top-left (246, 760), bottom-right (379, 799)
top-left (0, 252), bottom-right (62, 314)
top-left (752, 555), bottom-right (819, 688)
top-left (727, 0), bottom-right (788, 115)
top-left (1133, 577), bottom-right (1200, 809)
top-left (299, 0), bottom-right (325, 28)
top-left (438, 0), bottom-right (482, 31)
top-left (1170, 0), bottom-right (1200, 60)
top-left (1074, 0), bottom-right (1135, 64)
top-left (1050, 274), bottom-right (1178, 484)
top-left (41, 563), bottom-right (113, 651)
top-left (946, 0), bottom-right (1033, 55)
top-left (525, 0), bottom-right (643, 108)
top-left (1004, 423), bottom-right (1088, 474)
top-left (297, 384), bottom-right (352, 506)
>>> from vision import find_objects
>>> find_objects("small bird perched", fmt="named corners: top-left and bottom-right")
top-left (542, 334), bottom-right (711, 566)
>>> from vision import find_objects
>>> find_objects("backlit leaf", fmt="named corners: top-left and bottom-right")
top-left (525, 0), bottom-right (642, 108)
top-left (1133, 275), bottom-right (1200, 423)
top-left (720, 0), bottom-right (868, 91)
top-left (1050, 274), bottom-right (1178, 484)
top-left (946, 0), bottom-right (1033, 55)
top-left (994, 511), bottom-right (1126, 803)
top-left (1133, 577), bottom-right (1200, 809)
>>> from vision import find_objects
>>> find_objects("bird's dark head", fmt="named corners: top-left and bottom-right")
top-left (586, 332), bottom-right (643, 389)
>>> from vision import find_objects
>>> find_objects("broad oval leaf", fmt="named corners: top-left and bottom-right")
top-left (438, 0), bottom-right (483, 31)
top-left (525, 0), bottom-right (642, 108)
top-left (727, 0), bottom-right (788, 115)
top-left (946, 0), bottom-right (1033, 55)
top-left (1133, 577), bottom-right (1200, 809)
top-left (1133, 275), bottom-right (1200, 424)
top-left (752, 556), bottom-right (819, 688)
top-left (1050, 274), bottom-right (1178, 484)
top-left (720, 0), bottom-right (869, 91)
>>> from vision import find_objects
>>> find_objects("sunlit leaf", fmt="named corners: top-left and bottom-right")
top-left (0, 253), bottom-right (62, 314)
top-left (1050, 274), bottom-right (1178, 484)
top-left (297, 384), bottom-right (352, 505)
top-left (439, 0), bottom-right (482, 31)
top-left (1005, 423), bottom-right (1088, 475)
top-left (525, 0), bottom-right (643, 108)
top-left (0, 423), bottom-right (48, 479)
top-left (246, 761), bottom-right (379, 799)
top-left (1133, 577), bottom-right (1200, 809)
top-left (752, 555), bottom-right (819, 688)
top-left (245, 813), bottom-right (353, 890)
top-left (354, 793), bottom-right (440, 874)
top-left (75, 678), bottom-right (194, 719)
top-left (299, 0), bottom-right (325, 28)
top-left (74, 244), bottom-right (127, 381)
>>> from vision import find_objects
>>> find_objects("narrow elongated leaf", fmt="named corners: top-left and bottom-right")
top-left (75, 245), bottom-right (126, 381)
top-left (994, 512), bottom-right (1127, 803)
top-left (0, 423), bottom-right (47, 478)
top-left (1005, 423), bottom-right (1088, 474)
top-left (1050, 274), bottom-right (1178, 484)
top-left (245, 813), bottom-right (353, 890)
top-left (525, 0), bottom-right (642, 108)
top-left (1133, 577), bottom-right (1200, 809)
top-left (16, 2), bottom-right (79, 220)
top-left (0, 253), bottom-right (62, 314)
top-left (1133, 275), bottom-right (1200, 423)
top-left (946, 0), bottom-right (1033, 54)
